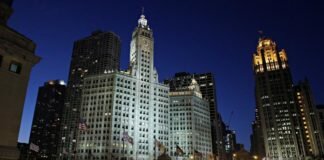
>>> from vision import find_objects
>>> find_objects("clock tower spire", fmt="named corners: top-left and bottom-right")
top-left (129, 10), bottom-right (158, 82)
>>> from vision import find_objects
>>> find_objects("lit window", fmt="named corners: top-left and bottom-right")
top-left (9, 61), bottom-right (22, 74)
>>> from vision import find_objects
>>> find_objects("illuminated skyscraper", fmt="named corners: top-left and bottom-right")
top-left (164, 72), bottom-right (224, 159)
top-left (169, 79), bottom-right (213, 159)
top-left (253, 38), bottom-right (304, 159)
top-left (29, 80), bottom-right (66, 159)
top-left (0, 0), bottom-right (40, 159)
top-left (58, 31), bottom-right (121, 158)
top-left (76, 13), bottom-right (169, 159)
top-left (293, 80), bottom-right (324, 157)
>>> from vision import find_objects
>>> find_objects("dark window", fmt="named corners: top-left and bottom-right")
top-left (9, 61), bottom-right (22, 74)
top-left (0, 55), bottom-right (2, 67)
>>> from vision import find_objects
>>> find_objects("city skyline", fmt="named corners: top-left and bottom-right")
top-left (12, 0), bottom-right (324, 150)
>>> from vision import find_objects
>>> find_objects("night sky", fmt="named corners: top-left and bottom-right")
top-left (10, 0), bottom-right (324, 149)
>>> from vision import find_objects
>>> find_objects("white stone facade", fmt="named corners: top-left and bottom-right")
top-left (76, 14), bottom-right (169, 160)
top-left (169, 80), bottom-right (213, 160)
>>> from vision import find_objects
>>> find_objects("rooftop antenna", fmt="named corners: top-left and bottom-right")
top-left (258, 30), bottom-right (265, 39)
top-left (142, 7), bottom-right (145, 15)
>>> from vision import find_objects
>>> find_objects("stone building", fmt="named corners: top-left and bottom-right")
top-left (75, 13), bottom-right (169, 160)
top-left (0, 0), bottom-right (40, 159)
top-left (169, 79), bottom-right (213, 160)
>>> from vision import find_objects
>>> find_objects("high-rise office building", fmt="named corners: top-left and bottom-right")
top-left (0, 1), bottom-right (41, 159)
top-left (250, 103), bottom-right (265, 159)
top-left (29, 80), bottom-right (66, 159)
top-left (76, 13), bottom-right (169, 159)
top-left (250, 119), bottom-right (265, 159)
top-left (253, 37), bottom-right (304, 159)
top-left (164, 72), bottom-right (224, 159)
top-left (169, 79), bottom-right (213, 159)
top-left (293, 80), bottom-right (324, 157)
top-left (58, 31), bottom-right (121, 158)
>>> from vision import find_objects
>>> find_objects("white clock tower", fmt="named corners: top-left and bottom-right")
top-left (130, 13), bottom-right (159, 83)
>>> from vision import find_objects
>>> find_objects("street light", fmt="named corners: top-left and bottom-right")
top-left (232, 153), bottom-right (236, 160)
top-left (253, 155), bottom-right (258, 160)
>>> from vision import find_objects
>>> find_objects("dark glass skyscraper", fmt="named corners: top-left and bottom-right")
top-left (29, 80), bottom-right (66, 160)
top-left (250, 115), bottom-right (265, 159)
top-left (253, 38), bottom-right (304, 159)
top-left (164, 72), bottom-right (224, 160)
top-left (58, 31), bottom-right (121, 159)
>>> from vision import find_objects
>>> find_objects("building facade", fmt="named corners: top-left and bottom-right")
top-left (164, 72), bottom-right (224, 160)
top-left (224, 129), bottom-right (236, 154)
top-left (169, 79), bottom-right (213, 159)
top-left (293, 80), bottom-right (324, 157)
top-left (76, 13), bottom-right (169, 160)
top-left (29, 80), bottom-right (66, 159)
top-left (250, 101), bottom-right (266, 159)
top-left (250, 119), bottom-right (265, 159)
top-left (58, 31), bottom-right (121, 158)
top-left (253, 38), bottom-right (304, 159)
top-left (317, 105), bottom-right (324, 138)
top-left (0, 0), bottom-right (41, 159)
top-left (224, 129), bottom-right (237, 160)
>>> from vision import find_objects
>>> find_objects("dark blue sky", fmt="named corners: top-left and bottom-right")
top-left (11, 0), bottom-right (324, 149)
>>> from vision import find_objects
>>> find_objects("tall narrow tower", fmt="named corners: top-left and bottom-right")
top-left (293, 80), bottom-right (324, 157)
top-left (253, 38), bottom-right (304, 159)
top-left (129, 13), bottom-right (159, 83)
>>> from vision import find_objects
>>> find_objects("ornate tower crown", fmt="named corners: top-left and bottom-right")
top-left (189, 78), bottom-right (201, 93)
top-left (137, 8), bottom-right (150, 29)
top-left (138, 14), bottom-right (148, 27)
top-left (253, 37), bottom-right (288, 73)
